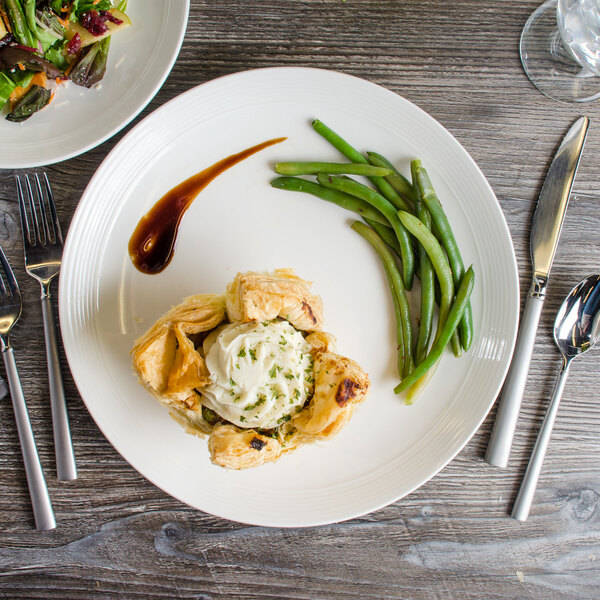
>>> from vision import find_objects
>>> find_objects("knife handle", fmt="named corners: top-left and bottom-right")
top-left (485, 283), bottom-right (545, 468)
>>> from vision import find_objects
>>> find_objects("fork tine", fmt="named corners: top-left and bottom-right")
top-left (15, 176), bottom-right (32, 247)
top-left (0, 262), bottom-right (7, 300)
top-left (35, 173), bottom-right (55, 244)
top-left (25, 175), bottom-right (46, 245)
top-left (41, 173), bottom-right (62, 245)
top-left (44, 174), bottom-right (60, 243)
top-left (0, 244), bottom-right (19, 301)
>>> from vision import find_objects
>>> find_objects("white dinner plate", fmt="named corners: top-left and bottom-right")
top-left (59, 67), bottom-right (519, 527)
top-left (0, 0), bottom-right (189, 168)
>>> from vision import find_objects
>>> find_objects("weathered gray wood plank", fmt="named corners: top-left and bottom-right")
top-left (0, 0), bottom-right (599, 598)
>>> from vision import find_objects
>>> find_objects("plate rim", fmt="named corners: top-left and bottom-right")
top-left (59, 66), bottom-right (520, 527)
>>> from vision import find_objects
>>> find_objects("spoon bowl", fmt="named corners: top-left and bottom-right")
top-left (512, 273), bottom-right (600, 521)
top-left (554, 274), bottom-right (600, 358)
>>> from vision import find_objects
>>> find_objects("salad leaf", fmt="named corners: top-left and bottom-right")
top-left (7, 68), bottom-right (33, 88)
top-left (69, 0), bottom-right (81, 22)
top-left (23, 1), bottom-right (61, 49)
top-left (0, 70), bottom-right (16, 108)
top-left (76, 1), bottom-right (113, 15)
top-left (0, 45), bottom-right (62, 77)
top-left (6, 84), bottom-right (51, 122)
top-left (44, 39), bottom-right (69, 72)
top-left (48, 0), bottom-right (64, 14)
top-left (35, 9), bottom-right (66, 41)
top-left (69, 36), bottom-right (109, 87)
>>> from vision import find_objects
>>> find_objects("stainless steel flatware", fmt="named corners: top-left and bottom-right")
top-left (16, 173), bottom-right (77, 482)
top-left (512, 274), bottom-right (600, 521)
top-left (485, 115), bottom-right (589, 468)
top-left (0, 244), bottom-right (55, 531)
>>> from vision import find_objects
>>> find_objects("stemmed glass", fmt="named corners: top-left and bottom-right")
top-left (520, 0), bottom-right (600, 102)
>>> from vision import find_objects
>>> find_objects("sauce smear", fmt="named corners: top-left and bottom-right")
top-left (129, 137), bottom-right (286, 274)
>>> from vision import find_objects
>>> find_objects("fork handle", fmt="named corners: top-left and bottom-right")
top-left (41, 292), bottom-right (77, 481)
top-left (2, 347), bottom-right (56, 531)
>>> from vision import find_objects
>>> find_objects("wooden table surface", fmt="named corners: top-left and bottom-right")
top-left (1, 1), bottom-right (600, 598)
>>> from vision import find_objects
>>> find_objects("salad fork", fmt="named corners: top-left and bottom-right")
top-left (0, 244), bottom-right (55, 530)
top-left (16, 174), bottom-right (77, 482)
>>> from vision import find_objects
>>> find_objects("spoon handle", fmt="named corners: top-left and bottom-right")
top-left (511, 358), bottom-right (571, 521)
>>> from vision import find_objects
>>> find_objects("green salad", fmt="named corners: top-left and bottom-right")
top-left (0, 0), bottom-right (130, 122)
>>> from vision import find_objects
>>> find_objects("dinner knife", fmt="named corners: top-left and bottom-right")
top-left (485, 115), bottom-right (589, 468)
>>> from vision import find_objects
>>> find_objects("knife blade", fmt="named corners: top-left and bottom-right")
top-left (485, 115), bottom-right (589, 469)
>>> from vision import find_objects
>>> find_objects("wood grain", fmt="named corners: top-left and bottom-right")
top-left (1, 1), bottom-right (600, 598)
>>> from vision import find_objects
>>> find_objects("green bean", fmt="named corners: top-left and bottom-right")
top-left (317, 174), bottom-right (415, 290)
top-left (4, 0), bottom-right (35, 47)
top-left (411, 159), bottom-right (461, 358)
top-left (414, 201), bottom-right (435, 365)
top-left (367, 151), bottom-right (416, 207)
top-left (274, 162), bottom-right (391, 177)
top-left (364, 217), bottom-right (423, 277)
top-left (415, 164), bottom-right (473, 352)
top-left (351, 221), bottom-right (413, 378)
top-left (363, 218), bottom-right (402, 256)
top-left (397, 211), bottom-right (453, 339)
top-left (312, 119), bottom-right (412, 212)
top-left (394, 266), bottom-right (474, 394)
top-left (270, 177), bottom-right (389, 226)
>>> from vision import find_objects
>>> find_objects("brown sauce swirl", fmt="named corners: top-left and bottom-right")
top-left (129, 137), bottom-right (286, 274)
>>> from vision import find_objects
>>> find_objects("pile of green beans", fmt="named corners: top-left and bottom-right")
top-left (269, 119), bottom-right (475, 401)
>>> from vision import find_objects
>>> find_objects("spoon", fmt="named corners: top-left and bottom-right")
top-left (512, 274), bottom-right (600, 521)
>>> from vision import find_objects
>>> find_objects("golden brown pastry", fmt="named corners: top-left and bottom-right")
top-left (208, 424), bottom-right (281, 469)
top-left (132, 294), bottom-right (225, 415)
top-left (226, 268), bottom-right (324, 331)
top-left (132, 269), bottom-right (369, 469)
top-left (292, 352), bottom-right (370, 435)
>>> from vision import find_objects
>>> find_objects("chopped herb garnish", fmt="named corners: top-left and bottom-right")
top-left (277, 414), bottom-right (291, 424)
top-left (293, 388), bottom-right (301, 399)
top-left (239, 415), bottom-right (246, 423)
top-left (229, 378), bottom-right (237, 387)
top-left (269, 364), bottom-right (278, 378)
top-left (238, 347), bottom-right (246, 358)
top-left (244, 394), bottom-right (267, 411)
top-left (249, 347), bottom-right (257, 361)
top-left (284, 372), bottom-right (294, 380)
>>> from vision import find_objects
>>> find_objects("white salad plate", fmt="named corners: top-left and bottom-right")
top-left (0, 0), bottom-right (189, 168)
top-left (59, 67), bottom-right (519, 527)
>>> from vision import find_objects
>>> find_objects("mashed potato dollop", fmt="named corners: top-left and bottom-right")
top-left (201, 320), bottom-right (314, 429)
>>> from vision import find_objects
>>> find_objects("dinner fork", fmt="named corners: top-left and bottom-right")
top-left (0, 244), bottom-right (55, 530)
top-left (16, 174), bottom-right (77, 482)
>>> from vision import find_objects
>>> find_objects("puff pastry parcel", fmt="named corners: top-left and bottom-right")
top-left (132, 269), bottom-right (369, 469)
